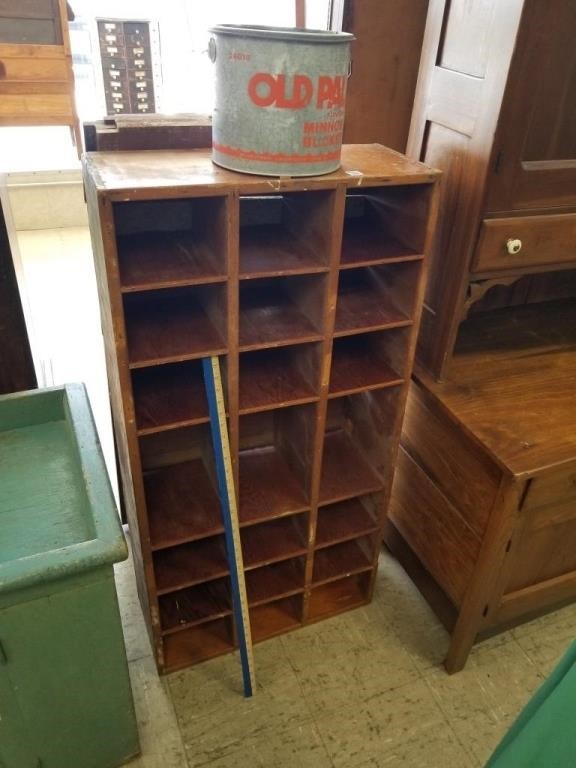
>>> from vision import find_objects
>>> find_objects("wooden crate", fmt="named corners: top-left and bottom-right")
top-left (83, 144), bottom-right (439, 673)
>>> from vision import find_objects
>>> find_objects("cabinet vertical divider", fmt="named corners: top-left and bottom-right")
top-left (302, 185), bottom-right (348, 622)
top-left (226, 191), bottom-right (240, 644)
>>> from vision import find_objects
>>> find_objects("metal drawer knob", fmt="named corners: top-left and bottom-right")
top-left (506, 238), bottom-right (522, 255)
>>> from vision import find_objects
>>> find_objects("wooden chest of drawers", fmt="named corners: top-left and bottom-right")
top-left (386, 300), bottom-right (576, 672)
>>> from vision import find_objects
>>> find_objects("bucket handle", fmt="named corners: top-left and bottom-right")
top-left (208, 37), bottom-right (217, 62)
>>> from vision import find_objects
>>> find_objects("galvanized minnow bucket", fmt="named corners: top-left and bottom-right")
top-left (208, 24), bottom-right (354, 176)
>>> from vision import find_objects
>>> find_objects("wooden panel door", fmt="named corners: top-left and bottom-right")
top-left (486, 1), bottom-right (576, 212)
top-left (406, 0), bottom-right (524, 376)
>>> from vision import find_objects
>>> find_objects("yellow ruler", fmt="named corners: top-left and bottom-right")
top-left (202, 356), bottom-right (255, 696)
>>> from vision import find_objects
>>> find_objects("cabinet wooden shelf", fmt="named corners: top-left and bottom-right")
top-left (117, 232), bottom-right (227, 292)
top-left (238, 344), bottom-right (320, 414)
top-left (163, 617), bottom-right (235, 671)
top-left (245, 557), bottom-right (306, 607)
top-left (145, 459), bottom-right (222, 551)
top-left (309, 573), bottom-right (371, 621)
top-left (319, 431), bottom-right (383, 505)
top-left (84, 144), bottom-right (438, 672)
top-left (334, 264), bottom-right (418, 337)
top-left (340, 187), bottom-right (427, 269)
top-left (329, 330), bottom-right (407, 397)
top-left (250, 595), bottom-right (303, 642)
top-left (159, 578), bottom-right (231, 634)
top-left (242, 514), bottom-right (308, 570)
top-left (316, 497), bottom-right (379, 549)
top-left (115, 195), bottom-right (229, 293)
top-left (132, 360), bottom-right (208, 435)
top-left (153, 535), bottom-right (229, 595)
top-left (238, 407), bottom-right (313, 526)
top-left (239, 276), bottom-right (324, 351)
top-left (312, 536), bottom-right (375, 586)
top-left (239, 191), bottom-right (333, 279)
top-left (124, 285), bottom-right (227, 368)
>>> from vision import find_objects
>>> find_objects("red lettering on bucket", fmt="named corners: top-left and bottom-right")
top-left (316, 75), bottom-right (345, 108)
top-left (247, 73), bottom-right (345, 110)
top-left (248, 73), bottom-right (276, 107)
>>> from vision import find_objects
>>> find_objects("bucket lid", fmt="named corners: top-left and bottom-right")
top-left (209, 24), bottom-right (354, 44)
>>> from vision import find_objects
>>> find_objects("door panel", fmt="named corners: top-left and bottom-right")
top-left (487, 1), bottom-right (576, 211)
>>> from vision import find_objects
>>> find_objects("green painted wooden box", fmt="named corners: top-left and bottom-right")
top-left (0, 384), bottom-right (140, 768)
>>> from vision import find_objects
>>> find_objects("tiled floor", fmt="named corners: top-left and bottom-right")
top-left (115, 542), bottom-right (575, 768)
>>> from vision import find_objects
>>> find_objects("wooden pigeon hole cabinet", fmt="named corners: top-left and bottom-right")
top-left (83, 144), bottom-right (439, 673)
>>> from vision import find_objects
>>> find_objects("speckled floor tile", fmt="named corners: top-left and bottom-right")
top-left (296, 633), bottom-right (420, 714)
top-left (127, 655), bottom-right (188, 767)
top-left (371, 554), bottom-right (451, 670)
top-left (314, 678), bottom-right (457, 768)
top-left (169, 640), bottom-right (315, 767)
top-left (185, 721), bottom-right (333, 768)
top-left (424, 638), bottom-right (544, 767)
top-left (512, 602), bottom-right (576, 676)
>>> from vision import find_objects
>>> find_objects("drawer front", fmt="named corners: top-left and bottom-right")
top-left (505, 463), bottom-right (576, 594)
top-left (522, 464), bottom-right (576, 514)
top-left (0, 54), bottom-right (67, 83)
top-left (472, 214), bottom-right (576, 273)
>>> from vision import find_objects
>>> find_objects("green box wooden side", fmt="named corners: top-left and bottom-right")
top-left (0, 384), bottom-right (140, 768)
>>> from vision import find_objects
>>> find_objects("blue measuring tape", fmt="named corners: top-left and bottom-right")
top-left (202, 356), bottom-right (255, 697)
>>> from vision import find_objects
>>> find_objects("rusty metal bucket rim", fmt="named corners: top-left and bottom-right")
top-left (209, 24), bottom-right (354, 44)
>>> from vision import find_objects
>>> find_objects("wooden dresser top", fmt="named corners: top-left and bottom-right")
top-left (418, 300), bottom-right (576, 477)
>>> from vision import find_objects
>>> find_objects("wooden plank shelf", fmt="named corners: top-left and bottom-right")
top-left (145, 459), bottom-right (223, 551)
top-left (240, 225), bottom-right (328, 279)
top-left (133, 360), bottom-right (209, 435)
top-left (250, 595), bottom-right (303, 643)
top-left (118, 231), bottom-right (227, 292)
top-left (315, 498), bottom-right (379, 549)
top-left (239, 446), bottom-right (309, 526)
top-left (124, 287), bottom-right (227, 368)
top-left (241, 514), bottom-right (308, 570)
top-left (163, 617), bottom-right (235, 672)
top-left (239, 277), bottom-right (324, 351)
top-left (319, 431), bottom-right (383, 505)
top-left (159, 578), bottom-right (231, 635)
top-left (329, 333), bottom-right (405, 398)
top-left (335, 268), bottom-right (413, 337)
top-left (239, 346), bottom-right (320, 414)
top-left (340, 219), bottom-right (422, 269)
top-left (245, 557), bottom-right (306, 607)
top-left (84, 144), bottom-right (438, 672)
top-left (308, 573), bottom-right (371, 621)
top-left (312, 536), bottom-right (374, 586)
top-left (153, 535), bottom-right (229, 595)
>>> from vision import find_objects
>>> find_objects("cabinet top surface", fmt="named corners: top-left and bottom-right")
top-left (83, 144), bottom-right (439, 196)
top-left (418, 300), bottom-right (576, 477)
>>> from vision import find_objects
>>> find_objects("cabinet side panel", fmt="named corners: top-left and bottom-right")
top-left (388, 446), bottom-right (481, 606)
top-left (402, 383), bottom-right (500, 537)
top-left (83, 171), bottom-right (160, 664)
